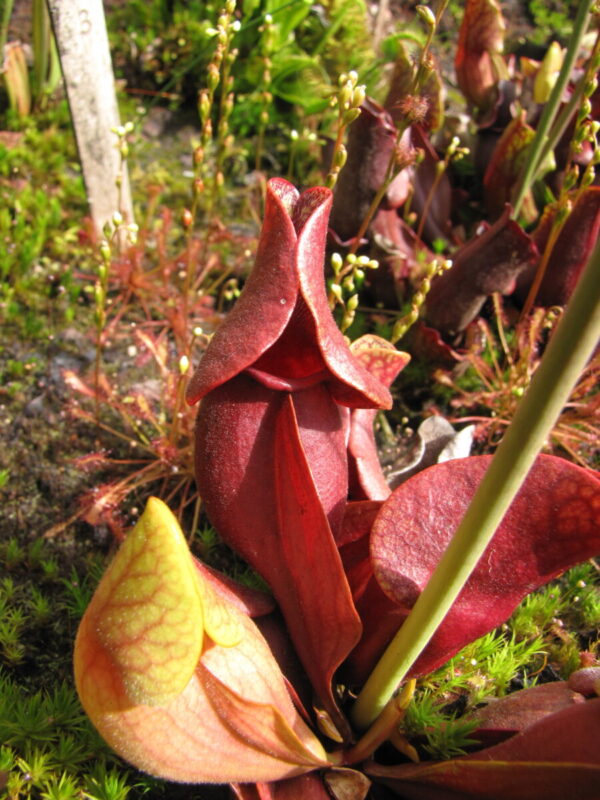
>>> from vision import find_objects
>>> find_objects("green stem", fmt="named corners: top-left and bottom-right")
top-left (536, 71), bottom-right (587, 174)
top-left (415, 162), bottom-right (446, 241)
top-left (32, 0), bottom-right (49, 100)
top-left (348, 118), bottom-right (411, 255)
top-left (0, 0), bottom-right (14, 55)
top-left (351, 236), bottom-right (600, 730)
top-left (511, 0), bottom-right (593, 218)
top-left (348, 0), bottom-right (448, 255)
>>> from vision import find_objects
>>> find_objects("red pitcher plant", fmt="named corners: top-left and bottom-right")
top-left (75, 179), bottom-right (600, 799)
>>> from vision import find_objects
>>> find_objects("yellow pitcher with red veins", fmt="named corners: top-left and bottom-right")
top-left (74, 497), bottom-right (329, 784)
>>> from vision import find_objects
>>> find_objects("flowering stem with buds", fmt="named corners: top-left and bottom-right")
top-left (92, 212), bottom-right (138, 423)
top-left (111, 121), bottom-right (134, 234)
top-left (328, 252), bottom-right (378, 332)
top-left (93, 238), bottom-right (111, 422)
top-left (254, 14), bottom-right (274, 171)
top-left (536, 62), bottom-right (594, 176)
top-left (391, 256), bottom-right (452, 342)
top-left (520, 32), bottom-right (599, 319)
top-left (90, 122), bottom-right (138, 421)
top-left (325, 70), bottom-right (366, 189)
top-left (348, 4), bottom-right (449, 256)
top-left (511, 0), bottom-right (595, 219)
top-left (255, 88), bottom-right (273, 172)
top-left (169, 355), bottom-right (190, 447)
top-left (416, 135), bottom-right (469, 241)
top-left (182, 1), bottom-right (240, 322)
top-left (413, 3), bottom-right (443, 89)
top-left (202, 1), bottom-right (239, 218)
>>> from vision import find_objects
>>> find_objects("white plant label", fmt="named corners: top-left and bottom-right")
top-left (47, 0), bottom-right (134, 233)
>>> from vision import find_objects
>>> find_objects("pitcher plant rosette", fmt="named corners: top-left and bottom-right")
top-left (75, 179), bottom-right (600, 800)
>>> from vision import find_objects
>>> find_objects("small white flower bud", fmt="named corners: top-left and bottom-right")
top-left (179, 355), bottom-right (190, 375)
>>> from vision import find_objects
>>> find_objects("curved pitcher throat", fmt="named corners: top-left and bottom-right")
top-left (245, 366), bottom-right (331, 392)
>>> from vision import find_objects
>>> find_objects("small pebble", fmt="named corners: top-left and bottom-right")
top-left (568, 667), bottom-right (600, 696)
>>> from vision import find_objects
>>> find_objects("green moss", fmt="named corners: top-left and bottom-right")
top-left (0, 101), bottom-right (90, 337)
top-left (402, 563), bottom-right (600, 757)
top-left (0, 536), bottom-right (230, 799)
top-left (525, 0), bottom-right (579, 45)
top-left (403, 690), bottom-right (479, 759)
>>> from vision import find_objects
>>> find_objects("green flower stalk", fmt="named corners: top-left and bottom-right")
top-left (325, 70), bottom-right (366, 189)
top-left (511, 0), bottom-right (596, 218)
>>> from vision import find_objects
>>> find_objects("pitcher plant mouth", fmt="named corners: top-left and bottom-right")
top-left (185, 179), bottom-right (393, 412)
top-left (244, 366), bottom-right (331, 392)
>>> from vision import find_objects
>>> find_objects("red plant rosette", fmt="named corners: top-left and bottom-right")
top-left (75, 178), bottom-right (600, 799)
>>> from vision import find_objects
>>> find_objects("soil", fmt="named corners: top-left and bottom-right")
top-left (0, 325), bottom-right (100, 542)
